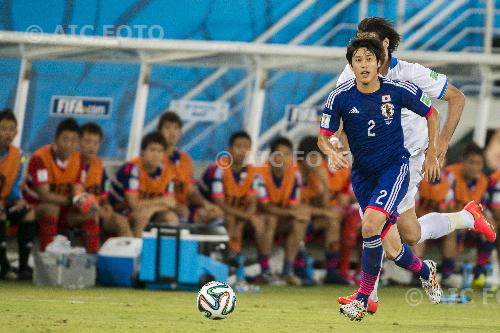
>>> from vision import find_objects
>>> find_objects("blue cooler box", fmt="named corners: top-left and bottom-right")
top-left (139, 225), bottom-right (229, 289)
top-left (97, 237), bottom-right (142, 287)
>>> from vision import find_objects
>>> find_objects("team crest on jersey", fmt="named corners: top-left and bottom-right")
top-left (320, 113), bottom-right (331, 128)
top-left (381, 103), bottom-right (394, 124)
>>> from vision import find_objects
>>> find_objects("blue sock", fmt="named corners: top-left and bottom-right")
top-left (441, 258), bottom-right (455, 280)
top-left (394, 244), bottom-right (430, 280)
top-left (356, 235), bottom-right (383, 307)
top-left (259, 255), bottom-right (270, 274)
top-left (325, 251), bottom-right (340, 272)
top-left (294, 249), bottom-right (307, 279)
top-left (474, 240), bottom-right (496, 278)
top-left (283, 259), bottom-right (293, 276)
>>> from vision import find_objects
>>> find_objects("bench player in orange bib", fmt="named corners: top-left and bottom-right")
top-left (158, 112), bottom-right (223, 224)
top-left (79, 122), bottom-right (133, 238)
top-left (0, 110), bottom-right (36, 280)
top-left (320, 144), bottom-right (361, 284)
top-left (256, 137), bottom-right (309, 285)
top-left (487, 169), bottom-right (500, 269)
top-left (200, 131), bottom-right (266, 286)
top-left (23, 119), bottom-right (100, 253)
top-left (440, 144), bottom-right (496, 289)
top-left (293, 136), bottom-right (349, 285)
top-left (108, 132), bottom-right (178, 237)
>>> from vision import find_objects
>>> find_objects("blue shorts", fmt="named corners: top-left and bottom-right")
top-left (352, 155), bottom-right (410, 236)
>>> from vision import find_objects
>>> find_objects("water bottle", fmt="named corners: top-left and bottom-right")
top-left (440, 292), bottom-right (470, 304)
top-left (483, 263), bottom-right (498, 292)
top-left (462, 262), bottom-right (473, 289)
top-left (305, 256), bottom-right (314, 281)
top-left (235, 254), bottom-right (245, 282)
top-left (440, 293), bottom-right (460, 304)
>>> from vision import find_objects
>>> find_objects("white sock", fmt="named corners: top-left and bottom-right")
top-left (369, 275), bottom-right (379, 302)
top-left (369, 255), bottom-right (383, 302)
top-left (418, 211), bottom-right (475, 244)
top-left (448, 210), bottom-right (475, 230)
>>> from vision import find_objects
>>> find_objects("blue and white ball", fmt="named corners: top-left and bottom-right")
top-left (197, 281), bottom-right (236, 320)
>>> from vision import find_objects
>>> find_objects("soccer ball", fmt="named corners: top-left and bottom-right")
top-left (197, 281), bottom-right (236, 320)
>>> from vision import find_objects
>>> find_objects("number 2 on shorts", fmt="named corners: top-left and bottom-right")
top-left (375, 190), bottom-right (387, 205)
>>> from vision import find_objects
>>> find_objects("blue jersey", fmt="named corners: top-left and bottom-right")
top-left (320, 77), bottom-right (433, 175)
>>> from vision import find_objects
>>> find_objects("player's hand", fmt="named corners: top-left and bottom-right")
top-left (73, 192), bottom-right (99, 216)
top-left (162, 195), bottom-right (176, 209)
top-left (423, 148), bottom-right (441, 182)
top-left (327, 150), bottom-right (350, 170)
top-left (249, 215), bottom-right (262, 226)
top-left (205, 203), bottom-right (223, 220)
top-left (72, 192), bottom-right (88, 209)
top-left (292, 206), bottom-right (311, 222)
top-left (10, 199), bottom-right (30, 213)
top-left (436, 137), bottom-right (449, 167)
top-left (99, 202), bottom-right (113, 220)
top-left (322, 207), bottom-right (341, 220)
top-left (0, 204), bottom-right (6, 221)
top-left (175, 204), bottom-right (190, 219)
top-left (203, 201), bottom-right (223, 218)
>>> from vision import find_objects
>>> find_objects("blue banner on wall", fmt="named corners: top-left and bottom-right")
top-left (50, 96), bottom-right (112, 118)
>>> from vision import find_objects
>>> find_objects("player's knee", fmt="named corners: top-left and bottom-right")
top-left (23, 209), bottom-right (36, 221)
top-left (114, 214), bottom-right (131, 228)
top-left (264, 215), bottom-right (278, 228)
top-left (361, 222), bottom-right (379, 237)
top-left (37, 203), bottom-right (60, 217)
top-left (400, 232), bottom-right (419, 246)
top-left (250, 218), bottom-right (264, 233)
top-left (361, 218), bottom-right (384, 237)
top-left (362, 209), bottom-right (387, 237)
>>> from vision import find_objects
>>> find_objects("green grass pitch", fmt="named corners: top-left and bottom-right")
top-left (1, 282), bottom-right (499, 332)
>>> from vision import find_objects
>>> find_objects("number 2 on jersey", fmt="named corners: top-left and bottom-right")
top-left (368, 120), bottom-right (375, 137)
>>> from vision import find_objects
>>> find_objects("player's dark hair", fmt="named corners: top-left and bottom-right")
top-left (141, 131), bottom-right (167, 151)
top-left (158, 111), bottom-right (183, 130)
top-left (346, 37), bottom-right (385, 65)
top-left (80, 122), bottom-right (103, 140)
top-left (55, 118), bottom-right (80, 139)
top-left (270, 136), bottom-right (293, 152)
top-left (298, 135), bottom-right (319, 157)
top-left (0, 108), bottom-right (17, 125)
top-left (357, 17), bottom-right (400, 56)
top-left (463, 142), bottom-right (484, 159)
top-left (229, 131), bottom-right (251, 146)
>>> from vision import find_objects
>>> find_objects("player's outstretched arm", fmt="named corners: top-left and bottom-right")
top-left (438, 83), bottom-right (465, 165)
top-left (423, 107), bottom-right (440, 182)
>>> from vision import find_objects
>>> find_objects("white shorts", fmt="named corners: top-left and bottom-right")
top-left (397, 151), bottom-right (425, 214)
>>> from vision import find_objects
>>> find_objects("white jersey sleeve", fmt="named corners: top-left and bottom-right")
top-left (396, 61), bottom-right (448, 99)
top-left (337, 64), bottom-right (355, 86)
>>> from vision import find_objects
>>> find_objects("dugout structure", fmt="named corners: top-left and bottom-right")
top-left (0, 0), bottom-right (500, 164)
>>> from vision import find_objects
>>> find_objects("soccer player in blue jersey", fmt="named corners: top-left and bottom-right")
top-left (336, 17), bottom-right (494, 313)
top-left (318, 38), bottom-right (442, 321)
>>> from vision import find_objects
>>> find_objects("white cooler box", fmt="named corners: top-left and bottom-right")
top-left (97, 237), bottom-right (142, 287)
top-left (34, 251), bottom-right (96, 288)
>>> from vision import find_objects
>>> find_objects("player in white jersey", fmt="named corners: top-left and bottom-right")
top-left (336, 17), bottom-right (495, 312)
